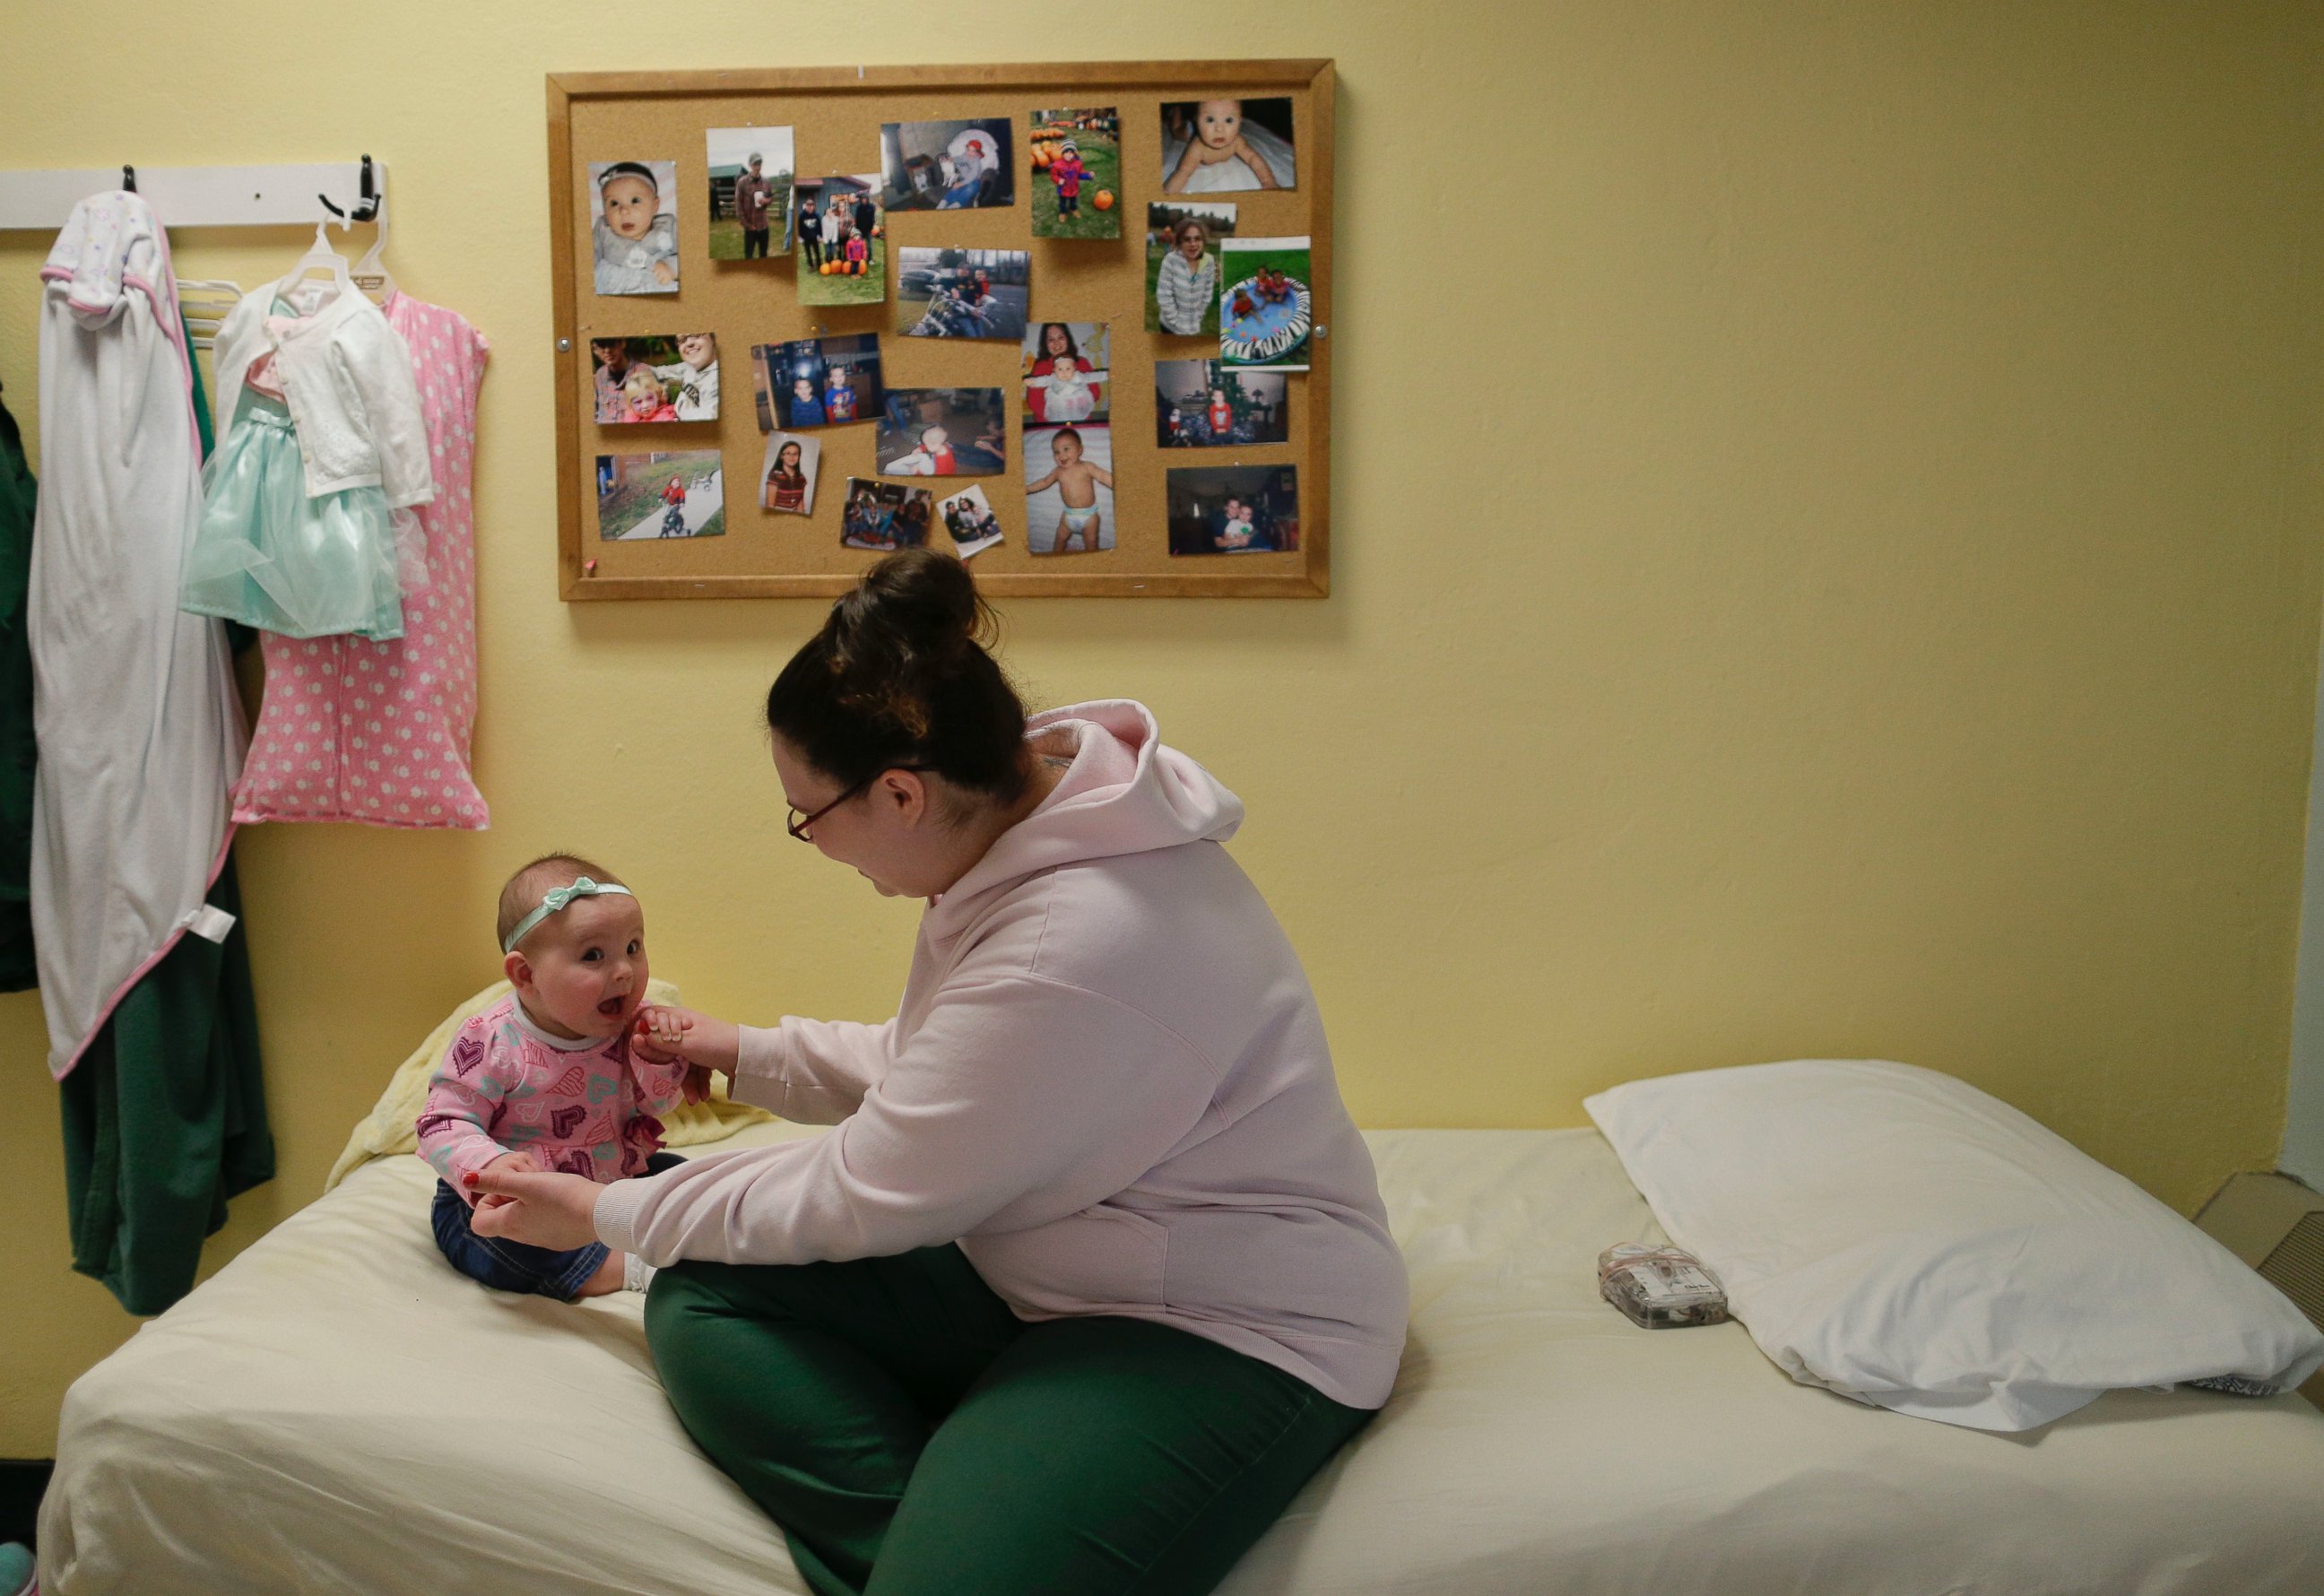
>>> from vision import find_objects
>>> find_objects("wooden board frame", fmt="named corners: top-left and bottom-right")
top-left (547, 60), bottom-right (1332, 601)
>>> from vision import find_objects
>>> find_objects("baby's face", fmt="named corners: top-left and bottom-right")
top-left (1052, 434), bottom-right (1082, 465)
top-left (1195, 101), bottom-right (1242, 150)
top-left (516, 893), bottom-right (649, 1039)
top-left (1178, 229), bottom-right (1206, 263)
top-left (601, 175), bottom-right (660, 241)
top-left (923, 427), bottom-right (948, 449)
top-left (678, 334), bottom-right (715, 368)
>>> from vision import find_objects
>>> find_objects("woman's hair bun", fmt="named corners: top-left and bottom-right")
top-left (767, 551), bottom-right (1029, 804)
top-left (837, 548), bottom-right (992, 663)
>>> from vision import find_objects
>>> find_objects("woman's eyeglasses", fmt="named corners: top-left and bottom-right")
top-left (786, 767), bottom-right (933, 841)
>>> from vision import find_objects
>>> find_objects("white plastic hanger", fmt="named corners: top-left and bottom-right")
top-left (350, 194), bottom-right (397, 305)
top-left (272, 215), bottom-right (353, 311)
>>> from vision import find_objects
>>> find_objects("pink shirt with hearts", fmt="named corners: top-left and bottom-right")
top-left (416, 994), bottom-right (689, 1201)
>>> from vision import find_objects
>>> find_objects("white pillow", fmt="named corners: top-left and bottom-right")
top-left (1583, 1060), bottom-right (2324, 1431)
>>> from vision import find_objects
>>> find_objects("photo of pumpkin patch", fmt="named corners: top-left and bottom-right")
top-left (1030, 108), bottom-right (1121, 240)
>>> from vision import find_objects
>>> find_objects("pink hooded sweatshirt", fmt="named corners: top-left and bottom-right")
top-left (594, 701), bottom-right (1409, 1408)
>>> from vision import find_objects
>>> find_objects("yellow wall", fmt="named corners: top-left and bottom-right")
top-left (4, 1), bottom-right (2320, 1455)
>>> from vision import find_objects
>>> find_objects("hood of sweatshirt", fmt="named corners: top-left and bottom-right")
top-left (924, 700), bottom-right (1243, 941)
top-left (41, 192), bottom-right (178, 332)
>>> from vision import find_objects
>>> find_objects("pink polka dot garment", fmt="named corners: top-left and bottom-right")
top-left (230, 293), bottom-right (490, 829)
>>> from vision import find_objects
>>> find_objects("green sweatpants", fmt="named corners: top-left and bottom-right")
top-left (645, 1246), bottom-right (1375, 1596)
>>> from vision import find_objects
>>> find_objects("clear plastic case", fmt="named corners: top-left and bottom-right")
top-left (1598, 1243), bottom-right (1730, 1329)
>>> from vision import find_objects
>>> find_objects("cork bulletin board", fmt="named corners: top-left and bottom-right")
top-left (546, 60), bottom-right (1333, 600)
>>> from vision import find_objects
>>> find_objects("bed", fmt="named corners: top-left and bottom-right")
top-left (41, 1122), bottom-right (2324, 1594)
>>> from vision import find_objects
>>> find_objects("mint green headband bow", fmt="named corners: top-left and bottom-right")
top-left (503, 877), bottom-right (633, 955)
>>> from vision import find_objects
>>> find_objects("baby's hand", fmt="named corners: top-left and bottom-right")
top-left (633, 1005), bottom-right (743, 1077)
top-left (652, 259), bottom-right (677, 284)
top-left (485, 1149), bottom-right (542, 1175)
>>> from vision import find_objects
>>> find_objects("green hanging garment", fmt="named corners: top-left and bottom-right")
top-left (55, 306), bottom-right (274, 1314)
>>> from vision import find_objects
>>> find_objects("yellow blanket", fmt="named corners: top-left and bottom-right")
top-left (325, 978), bottom-right (772, 1193)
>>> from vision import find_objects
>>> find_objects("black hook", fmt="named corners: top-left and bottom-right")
top-left (122, 164), bottom-right (136, 194)
top-left (317, 155), bottom-right (378, 223)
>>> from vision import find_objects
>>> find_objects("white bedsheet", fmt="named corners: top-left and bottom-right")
top-left (43, 1126), bottom-right (2324, 1594)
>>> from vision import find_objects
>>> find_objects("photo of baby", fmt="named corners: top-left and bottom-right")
top-left (1030, 108), bottom-right (1120, 239)
top-left (840, 479), bottom-right (936, 551)
top-left (1024, 423), bottom-right (1114, 555)
top-left (588, 160), bottom-right (681, 296)
top-left (759, 431), bottom-right (821, 516)
top-left (1154, 360), bottom-right (1287, 447)
top-left (751, 334), bottom-right (884, 431)
top-left (707, 126), bottom-right (794, 261)
top-left (591, 334), bottom-right (720, 424)
top-left (596, 450), bottom-right (725, 541)
top-left (936, 484), bottom-right (1005, 559)
top-left (1159, 99), bottom-right (1296, 193)
top-left (877, 388), bottom-right (1006, 477)
top-left (881, 117), bottom-right (1015, 212)
top-left (897, 247), bottom-right (1030, 341)
top-left (1166, 464), bottom-right (1298, 556)
top-left (1218, 236), bottom-right (1314, 371)
top-left (1021, 323), bottom-right (1110, 426)
top-left (1146, 202), bottom-right (1236, 336)
top-left (794, 175), bottom-right (885, 307)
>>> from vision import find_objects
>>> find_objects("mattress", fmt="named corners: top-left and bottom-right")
top-left (42, 1125), bottom-right (2324, 1594)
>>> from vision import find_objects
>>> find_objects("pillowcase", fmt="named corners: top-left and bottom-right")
top-left (1583, 1059), bottom-right (2324, 1431)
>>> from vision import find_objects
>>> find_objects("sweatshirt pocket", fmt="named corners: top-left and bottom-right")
top-left (962, 1204), bottom-right (1170, 1318)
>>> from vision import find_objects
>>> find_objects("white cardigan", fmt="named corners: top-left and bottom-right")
top-left (211, 286), bottom-right (435, 507)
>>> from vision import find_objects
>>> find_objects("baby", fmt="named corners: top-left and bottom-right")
top-left (620, 366), bottom-right (677, 422)
top-left (416, 854), bottom-right (700, 1299)
top-left (1028, 359), bottom-right (1104, 424)
top-left (1026, 427), bottom-right (1114, 553)
top-left (1165, 100), bottom-right (1280, 194)
top-left (652, 332), bottom-right (719, 421)
top-left (593, 163), bottom-right (680, 295)
top-left (891, 424), bottom-right (957, 476)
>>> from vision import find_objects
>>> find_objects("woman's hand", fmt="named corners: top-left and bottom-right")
top-left (632, 1005), bottom-right (741, 1077)
top-left (466, 1164), bottom-right (606, 1252)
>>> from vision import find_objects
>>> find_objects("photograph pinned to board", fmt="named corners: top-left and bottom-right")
top-left (841, 478), bottom-right (936, 551)
top-left (881, 117), bottom-right (1015, 212)
top-left (706, 126), bottom-right (794, 260)
top-left (1218, 237), bottom-right (1313, 371)
top-left (759, 431), bottom-right (821, 516)
top-left (937, 484), bottom-right (1006, 559)
top-left (1166, 464), bottom-right (1298, 555)
top-left (877, 388), bottom-right (1007, 477)
top-left (597, 450), bottom-right (725, 541)
top-left (1160, 98), bottom-right (1295, 193)
top-left (1024, 423), bottom-right (1114, 555)
top-left (794, 175), bottom-right (885, 305)
top-left (591, 334), bottom-right (720, 424)
top-left (588, 160), bottom-right (681, 295)
top-left (1020, 322), bottom-right (1110, 425)
top-left (896, 247), bottom-right (1030, 341)
top-left (1146, 202), bottom-right (1236, 337)
top-left (752, 334), bottom-right (884, 430)
top-left (1029, 108), bottom-right (1121, 239)
top-left (1155, 359), bottom-right (1286, 447)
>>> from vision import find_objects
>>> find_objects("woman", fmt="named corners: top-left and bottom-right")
top-left (470, 551), bottom-right (1408, 1595)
